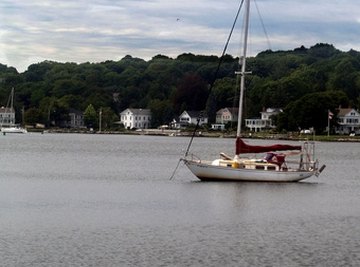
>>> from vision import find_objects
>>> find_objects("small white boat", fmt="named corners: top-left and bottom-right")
top-left (0, 88), bottom-right (27, 134)
top-left (183, 0), bottom-right (325, 182)
top-left (1, 126), bottom-right (27, 134)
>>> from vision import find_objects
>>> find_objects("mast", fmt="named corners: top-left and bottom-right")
top-left (236, 0), bottom-right (250, 138)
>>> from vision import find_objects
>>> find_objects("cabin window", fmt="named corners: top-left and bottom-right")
top-left (255, 165), bottom-right (265, 170)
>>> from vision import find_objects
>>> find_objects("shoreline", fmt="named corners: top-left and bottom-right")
top-left (29, 128), bottom-right (360, 142)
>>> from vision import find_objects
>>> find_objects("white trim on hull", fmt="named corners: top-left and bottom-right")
top-left (184, 160), bottom-right (316, 182)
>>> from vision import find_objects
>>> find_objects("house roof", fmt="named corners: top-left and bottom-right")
top-left (187, 111), bottom-right (201, 118)
top-left (0, 107), bottom-right (14, 113)
top-left (69, 108), bottom-right (83, 115)
top-left (121, 108), bottom-right (151, 116)
top-left (226, 108), bottom-right (239, 115)
top-left (261, 108), bottom-right (282, 114)
top-left (337, 108), bottom-right (358, 117)
top-left (180, 110), bottom-right (207, 118)
top-left (216, 107), bottom-right (239, 116)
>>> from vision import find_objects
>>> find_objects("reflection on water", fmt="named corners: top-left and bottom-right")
top-left (0, 134), bottom-right (359, 266)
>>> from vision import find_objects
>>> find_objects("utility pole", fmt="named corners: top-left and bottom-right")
top-left (99, 108), bottom-right (102, 132)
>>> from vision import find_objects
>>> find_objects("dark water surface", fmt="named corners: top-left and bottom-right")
top-left (0, 133), bottom-right (359, 266)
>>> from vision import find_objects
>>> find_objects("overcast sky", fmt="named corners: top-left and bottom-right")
top-left (1, 0), bottom-right (359, 73)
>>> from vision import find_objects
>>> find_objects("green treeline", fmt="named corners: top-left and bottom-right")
top-left (0, 43), bottom-right (359, 133)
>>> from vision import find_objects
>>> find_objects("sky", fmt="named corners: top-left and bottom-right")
top-left (1, 0), bottom-right (360, 73)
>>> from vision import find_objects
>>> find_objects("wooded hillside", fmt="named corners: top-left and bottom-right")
top-left (0, 43), bottom-right (359, 132)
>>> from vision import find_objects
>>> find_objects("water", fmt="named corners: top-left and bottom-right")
top-left (0, 133), bottom-right (359, 266)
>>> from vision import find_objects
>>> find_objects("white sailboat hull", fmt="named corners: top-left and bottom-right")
top-left (184, 159), bottom-right (316, 182)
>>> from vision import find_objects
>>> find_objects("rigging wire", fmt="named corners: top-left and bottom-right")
top-left (170, 0), bottom-right (245, 180)
top-left (184, 0), bottom-right (245, 158)
top-left (254, 0), bottom-right (272, 51)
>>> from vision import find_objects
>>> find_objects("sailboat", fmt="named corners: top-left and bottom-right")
top-left (0, 88), bottom-right (27, 134)
top-left (182, 0), bottom-right (325, 182)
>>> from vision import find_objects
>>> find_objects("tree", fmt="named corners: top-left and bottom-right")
top-left (38, 96), bottom-right (57, 126)
top-left (173, 73), bottom-right (209, 114)
top-left (207, 77), bottom-right (237, 121)
top-left (148, 99), bottom-right (174, 127)
top-left (1, 44), bottom-right (359, 133)
top-left (51, 79), bottom-right (85, 97)
top-left (83, 104), bottom-right (97, 129)
top-left (58, 94), bottom-right (84, 110)
top-left (278, 91), bottom-right (348, 133)
top-left (24, 107), bottom-right (41, 125)
top-left (51, 100), bottom-right (70, 126)
top-left (100, 107), bottom-right (118, 129)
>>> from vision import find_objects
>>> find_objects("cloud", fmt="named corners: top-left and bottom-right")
top-left (1, 0), bottom-right (359, 72)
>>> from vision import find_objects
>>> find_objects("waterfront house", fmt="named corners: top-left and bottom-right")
top-left (0, 106), bottom-right (15, 127)
top-left (215, 108), bottom-right (239, 124)
top-left (335, 108), bottom-right (360, 135)
top-left (69, 109), bottom-right (85, 128)
top-left (211, 107), bottom-right (238, 130)
top-left (59, 109), bottom-right (85, 128)
top-left (120, 108), bottom-right (151, 129)
top-left (177, 110), bottom-right (208, 128)
top-left (245, 108), bottom-right (282, 132)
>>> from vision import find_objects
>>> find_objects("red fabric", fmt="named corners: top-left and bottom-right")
top-left (235, 137), bottom-right (301, 155)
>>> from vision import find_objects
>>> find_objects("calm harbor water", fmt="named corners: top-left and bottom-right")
top-left (0, 133), bottom-right (359, 266)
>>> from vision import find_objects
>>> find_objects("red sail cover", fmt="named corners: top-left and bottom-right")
top-left (235, 137), bottom-right (301, 154)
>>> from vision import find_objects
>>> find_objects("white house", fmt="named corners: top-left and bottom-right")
top-left (0, 107), bottom-right (15, 127)
top-left (215, 108), bottom-right (238, 124)
top-left (245, 108), bottom-right (282, 132)
top-left (335, 108), bottom-right (360, 135)
top-left (120, 108), bottom-right (151, 129)
top-left (177, 110), bottom-right (208, 128)
top-left (211, 107), bottom-right (238, 130)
